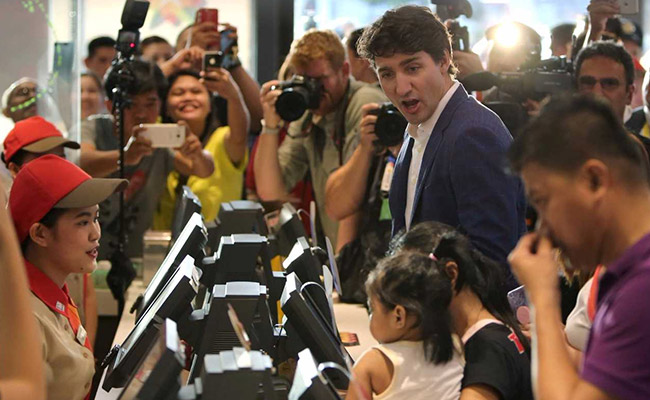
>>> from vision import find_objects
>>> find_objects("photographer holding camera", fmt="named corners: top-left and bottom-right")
top-left (356, 5), bottom-right (526, 268)
top-left (325, 101), bottom-right (405, 302)
top-left (255, 29), bottom-right (385, 249)
top-left (79, 60), bottom-right (214, 260)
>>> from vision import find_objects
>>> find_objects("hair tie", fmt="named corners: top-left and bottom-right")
top-left (429, 253), bottom-right (437, 261)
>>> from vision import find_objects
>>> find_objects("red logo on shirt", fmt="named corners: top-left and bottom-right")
top-left (508, 332), bottom-right (525, 354)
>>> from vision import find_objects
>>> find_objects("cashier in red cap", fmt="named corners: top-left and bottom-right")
top-left (9, 154), bottom-right (127, 400)
top-left (2, 115), bottom-right (101, 348)
top-left (2, 116), bottom-right (79, 178)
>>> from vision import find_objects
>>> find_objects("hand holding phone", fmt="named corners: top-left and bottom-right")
top-left (203, 51), bottom-right (223, 71)
top-left (137, 124), bottom-right (186, 148)
top-left (195, 8), bottom-right (219, 50)
top-left (507, 285), bottom-right (530, 325)
top-left (618, 0), bottom-right (639, 14)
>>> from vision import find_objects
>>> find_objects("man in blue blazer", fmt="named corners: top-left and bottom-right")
top-left (357, 5), bottom-right (526, 265)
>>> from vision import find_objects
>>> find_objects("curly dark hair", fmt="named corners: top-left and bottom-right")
top-left (356, 5), bottom-right (457, 76)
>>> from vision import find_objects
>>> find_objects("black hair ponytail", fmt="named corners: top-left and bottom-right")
top-left (433, 233), bottom-right (530, 353)
top-left (367, 252), bottom-right (456, 364)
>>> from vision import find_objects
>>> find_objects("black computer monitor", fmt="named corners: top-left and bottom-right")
top-left (171, 186), bottom-right (202, 244)
top-left (282, 238), bottom-right (335, 330)
top-left (288, 348), bottom-right (342, 400)
top-left (200, 233), bottom-right (271, 288)
top-left (205, 200), bottom-right (268, 255)
top-left (272, 203), bottom-right (308, 257)
top-left (103, 256), bottom-right (201, 390)
top-left (187, 281), bottom-right (275, 381)
top-left (117, 319), bottom-right (184, 400)
top-left (200, 348), bottom-right (275, 399)
top-left (283, 237), bottom-right (324, 287)
top-left (132, 212), bottom-right (207, 320)
top-left (280, 272), bottom-right (351, 390)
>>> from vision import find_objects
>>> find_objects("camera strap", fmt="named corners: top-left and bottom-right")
top-left (334, 85), bottom-right (352, 166)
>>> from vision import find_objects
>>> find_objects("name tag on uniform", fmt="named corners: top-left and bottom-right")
top-left (76, 325), bottom-right (87, 345)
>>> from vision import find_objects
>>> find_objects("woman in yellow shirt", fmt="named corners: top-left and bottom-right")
top-left (154, 68), bottom-right (250, 228)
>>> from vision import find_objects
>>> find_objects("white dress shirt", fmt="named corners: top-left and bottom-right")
top-left (404, 81), bottom-right (460, 230)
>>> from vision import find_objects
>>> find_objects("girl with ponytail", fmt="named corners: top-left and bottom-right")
top-left (391, 221), bottom-right (533, 400)
top-left (346, 252), bottom-right (464, 400)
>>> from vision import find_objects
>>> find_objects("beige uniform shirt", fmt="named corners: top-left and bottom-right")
top-left (65, 273), bottom-right (87, 325)
top-left (26, 261), bottom-right (95, 400)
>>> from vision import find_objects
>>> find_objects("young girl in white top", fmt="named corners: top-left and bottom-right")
top-left (346, 252), bottom-right (464, 400)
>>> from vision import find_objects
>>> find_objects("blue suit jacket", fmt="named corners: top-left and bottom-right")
top-left (389, 85), bottom-right (526, 265)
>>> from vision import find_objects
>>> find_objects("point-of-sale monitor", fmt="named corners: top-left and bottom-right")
top-left (132, 212), bottom-right (207, 320)
top-left (117, 319), bottom-right (185, 400)
top-left (103, 256), bottom-right (200, 390)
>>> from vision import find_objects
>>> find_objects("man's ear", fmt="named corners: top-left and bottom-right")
top-left (2, 107), bottom-right (10, 118)
top-left (579, 159), bottom-right (610, 199)
top-left (341, 60), bottom-right (350, 79)
top-left (84, 57), bottom-right (91, 69)
top-left (439, 50), bottom-right (452, 74)
top-left (105, 99), bottom-right (113, 113)
top-left (626, 84), bottom-right (635, 105)
top-left (28, 223), bottom-right (51, 248)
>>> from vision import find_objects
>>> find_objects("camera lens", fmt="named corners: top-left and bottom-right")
top-left (375, 106), bottom-right (407, 147)
top-left (275, 87), bottom-right (309, 122)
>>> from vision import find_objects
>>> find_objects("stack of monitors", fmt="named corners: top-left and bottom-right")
top-left (103, 256), bottom-right (200, 390)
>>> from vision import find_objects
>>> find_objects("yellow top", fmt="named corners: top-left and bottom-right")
top-left (154, 126), bottom-right (248, 229)
top-left (641, 122), bottom-right (650, 140)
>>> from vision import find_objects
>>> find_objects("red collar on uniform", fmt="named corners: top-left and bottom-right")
top-left (25, 259), bottom-right (74, 316)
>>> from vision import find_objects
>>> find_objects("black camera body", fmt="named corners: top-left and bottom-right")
top-left (271, 75), bottom-right (323, 122)
top-left (368, 102), bottom-right (408, 147)
top-left (431, 0), bottom-right (472, 52)
top-left (498, 56), bottom-right (574, 101)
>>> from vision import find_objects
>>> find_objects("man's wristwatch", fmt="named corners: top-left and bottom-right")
top-left (261, 119), bottom-right (280, 135)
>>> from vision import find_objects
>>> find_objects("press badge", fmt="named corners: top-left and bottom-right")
top-left (76, 324), bottom-right (87, 345)
top-left (381, 159), bottom-right (395, 193)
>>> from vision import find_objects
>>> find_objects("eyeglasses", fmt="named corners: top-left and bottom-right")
top-left (577, 76), bottom-right (621, 92)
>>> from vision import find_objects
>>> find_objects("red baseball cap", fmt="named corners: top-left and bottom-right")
top-left (9, 154), bottom-right (128, 242)
top-left (2, 116), bottom-right (80, 165)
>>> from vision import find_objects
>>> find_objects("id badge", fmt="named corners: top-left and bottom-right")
top-left (381, 161), bottom-right (395, 193)
top-left (76, 324), bottom-right (87, 345)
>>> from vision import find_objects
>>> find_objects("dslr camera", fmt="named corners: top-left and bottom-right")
top-left (271, 75), bottom-right (323, 122)
top-left (368, 102), bottom-right (408, 147)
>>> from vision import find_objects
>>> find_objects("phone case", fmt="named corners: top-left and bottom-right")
top-left (507, 285), bottom-right (527, 310)
top-left (195, 8), bottom-right (218, 25)
top-left (140, 124), bottom-right (185, 148)
top-left (619, 0), bottom-right (639, 14)
top-left (507, 285), bottom-right (530, 324)
top-left (203, 51), bottom-right (223, 70)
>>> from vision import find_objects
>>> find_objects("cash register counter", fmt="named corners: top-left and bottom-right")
top-left (95, 279), bottom-right (376, 400)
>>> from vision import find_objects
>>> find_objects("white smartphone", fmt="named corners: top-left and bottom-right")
top-left (138, 124), bottom-right (186, 148)
top-left (619, 0), bottom-right (639, 14)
